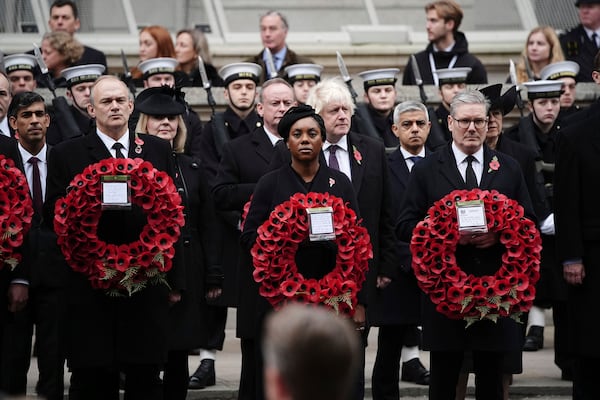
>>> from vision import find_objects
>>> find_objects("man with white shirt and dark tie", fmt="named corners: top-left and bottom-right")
top-left (0, 73), bottom-right (13, 138)
top-left (44, 76), bottom-right (179, 400)
top-left (3, 91), bottom-right (66, 400)
top-left (306, 77), bottom-right (396, 400)
top-left (397, 90), bottom-right (535, 399)
top-left (246, 10), bottom-right (312, 84)
top-left (371, 101), bottom-right (432, 399)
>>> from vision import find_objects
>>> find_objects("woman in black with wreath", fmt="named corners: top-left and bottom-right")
top-left (134, 86), bottom-right (223, 400)
top-left (240, 105), bottom-right (366, 399)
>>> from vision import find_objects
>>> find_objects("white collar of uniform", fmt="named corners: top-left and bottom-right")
top-left (18, 142), bottom-right (47, 164)
top-left (96, 129), bottom-right (130, 155)
top-left (263, 126), bottom-right (282, 146)
top-left (324, 136), bottom-right (349, 152)
top-left (400, 146), bottom-right (425, 160)
top-left (451, 142), bottom-right (483, 166)
top-left (583, 26), bottom-right (600, 41)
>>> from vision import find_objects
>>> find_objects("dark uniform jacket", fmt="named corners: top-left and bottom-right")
top-left (397, 144), bottom-right (534, 352)
top-left (560, 25), bottom-right (597, 83)
top-left (402, 31), bottom-right (488, 85)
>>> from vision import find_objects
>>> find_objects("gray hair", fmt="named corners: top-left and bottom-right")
top-left (260, 10), bottom-right (289, 30)
top-left (450, 89), bottom-right (490, 116)
top-left (305, 77), bottom-right (356, 115)
top-left (258, 77), bottom-right (292, 103)
top-left (393, 100), bottom-right (429, 124)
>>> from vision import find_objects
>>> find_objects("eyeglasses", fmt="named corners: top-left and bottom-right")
top-left (453, 118), bottom-right (488, 129)
top-left (399, 120), bottom-right (427, 129)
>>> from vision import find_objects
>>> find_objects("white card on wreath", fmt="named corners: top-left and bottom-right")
top-left (456, 200), bottom-right (488, 233)
top-left (307, 207), bottom-right (335, 241)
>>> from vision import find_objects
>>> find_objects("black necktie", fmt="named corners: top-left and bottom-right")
top-left (593, 33), bottom-right (599, 49)
top-left (328, 145), bottom-right (340, 171)
top-left (112, 142), bottom-right (125, 159)
top-left (465, 155), bottom-right (478, 189)
top-left (28, 157), bottom-right (43, 215)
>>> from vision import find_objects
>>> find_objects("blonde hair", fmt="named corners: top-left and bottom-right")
top-left (516, 26), bottom-right (564, 84)
top-left (42, 31), bottom-right (84, 66)
top-left (305, 77), bottom-right (356, 115)
top-left (135, 113), bottom-right (187, 154)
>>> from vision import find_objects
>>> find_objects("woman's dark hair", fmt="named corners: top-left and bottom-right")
top-left (277, 104), bottom-right (326, 142)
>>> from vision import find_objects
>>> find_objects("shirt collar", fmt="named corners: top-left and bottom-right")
top-left (18, 142), bottom-right (48, 163)
top-left (324, 136), bottom-right (349, 152)
top-left (96, 129), bottom-right (130, 155)
top-left (400, 146), bottom-right (425, 160)
top-left (263, 126), bottom-right (282, 146)
top-left (451, 142), bottom-right (483, 165)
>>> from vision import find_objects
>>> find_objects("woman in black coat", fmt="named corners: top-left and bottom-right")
top-left (239, 105), bottom-right (362, 400)
top-left (135, 86), bottom-right (223, 400)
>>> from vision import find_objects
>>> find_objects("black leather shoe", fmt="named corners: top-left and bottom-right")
top-left (401, 358), bottom-right (430, 385)
top-left (523, 325), bottom-right (544, 351)
top-left (188, 359), bottom-right (216, 389)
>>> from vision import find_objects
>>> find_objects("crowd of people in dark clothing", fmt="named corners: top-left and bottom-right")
top-left (1, 0), bottom-right (600, 399)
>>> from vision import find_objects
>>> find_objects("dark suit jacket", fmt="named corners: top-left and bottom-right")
top-left (246, 47), bottom-right (312, 84)
top-left (369, 147), bottom-right (426, 326)
top-left (397, 144), bottom-right (534, 352)
top-left (12, 145), bottom-right (69, 290)
top-left (45, 130), bottom-right (179, 368)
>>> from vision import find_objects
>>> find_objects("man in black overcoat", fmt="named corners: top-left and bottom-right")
top-left (371, 100), bottom-right (433, 399)
top-left (45, 76), bottom-right (180, 400)
top-left (397, 90), bottom-right (534, 400)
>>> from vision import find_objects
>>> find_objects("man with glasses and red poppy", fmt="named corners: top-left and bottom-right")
top-left (397, 90), bottom-right (535, 400)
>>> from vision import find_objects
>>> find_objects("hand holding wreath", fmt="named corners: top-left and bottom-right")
top-left (54, 158), bottom-right (185, 296)
top-left (251, 192), bottom-right (372, 317)
top-left (410, 189), bottom-right (542, 327)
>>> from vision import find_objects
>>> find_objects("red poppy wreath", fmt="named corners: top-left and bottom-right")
top-left (54, 158), bottom-right (184, 296)
top-left (410, 189), bottom-right (542, 327)
top-left (0, 155), bottom-right (34, 269)
top-left (251, 192), bottom-right (372, 316)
